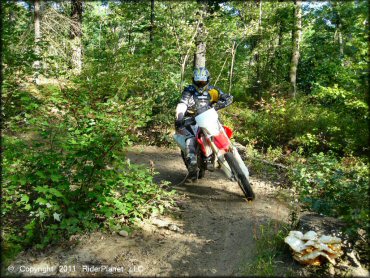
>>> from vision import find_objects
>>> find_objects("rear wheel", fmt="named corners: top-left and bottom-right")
top-left (224, 152), bottom-right (255, 200)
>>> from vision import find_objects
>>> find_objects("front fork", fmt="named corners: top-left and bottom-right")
top-left (208, 140), bottom-right (234, 180)
top-left (229, 144), bottom-right (250, 178)
top-left (207, 139), bottom-right (249, 180)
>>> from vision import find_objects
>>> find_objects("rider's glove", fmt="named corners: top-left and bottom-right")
top-left (214, 102), bottom-right (225, 111)
top-left (175, 119), bottom-right (184, 130)
top-left (214, 95), bottom-right (233, 111)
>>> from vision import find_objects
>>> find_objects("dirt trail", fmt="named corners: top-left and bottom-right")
top-left (8, 145), bottom-right (292, 277)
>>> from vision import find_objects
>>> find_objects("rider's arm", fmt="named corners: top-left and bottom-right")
top-left (175, 88), bottom-right (192, 128)
top-left (176, 103), bottom-right (187, 121)
top-left (214, 88), bottom-right (233, 111)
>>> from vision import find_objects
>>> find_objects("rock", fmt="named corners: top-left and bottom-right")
top-left (298, 212), bottom-right (346, 236)
top-left (151, 218), bottom-right (170, 228)
top-left (297, 211), bottom-right (369, 276)
top-left (168, 224), bottom-right (182, 233)
top-left (349, 265), bottom-right (370, 277)
top-left (119, 230), bottom-right (129, 237)
top-left (328, 264), bottom-right (336, 275)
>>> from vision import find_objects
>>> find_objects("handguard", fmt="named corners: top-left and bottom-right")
top-left (214, 95), bottom-right (233, 111)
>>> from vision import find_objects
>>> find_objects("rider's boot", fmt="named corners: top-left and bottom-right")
top-left (186, 153), bottom-right (198, 181)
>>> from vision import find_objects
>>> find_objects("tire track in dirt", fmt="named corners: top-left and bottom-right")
top-left (8, 145), bottom-right (292, 277)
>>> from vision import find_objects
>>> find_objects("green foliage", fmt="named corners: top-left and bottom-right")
top-left (2, 0), bottom-right (368, 269)
top-left (242, 221), bottom-right (294, 277)
top-left (224, 94), bottom-right (368, 157)
top-left (2, 82), bottom-right (175, 266)
top-left (290, 153), bottom-right (369, 237)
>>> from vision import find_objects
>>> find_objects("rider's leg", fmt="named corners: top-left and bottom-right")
top-left (185, 136), bottom-right (198, 179)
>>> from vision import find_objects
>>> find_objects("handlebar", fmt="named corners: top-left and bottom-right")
top-left (182, 117), bottom-right (196, 127)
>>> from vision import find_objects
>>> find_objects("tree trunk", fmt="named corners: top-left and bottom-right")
top-left (332, 1), bottom-right (344, 59)
top-left (150, 0), bottom-right (154, 43)
top-left (180, 20), bottom-right (200, 92)
top-left (278, 21), bottom-right (283, 47)
top-left (33, 0), bottom-right (41, 84)
top-left (194, 22), bottom-right (207, 69)
top-left (258, 0), bottom-right (262, 27)
top-left (289, 0), bottom-right (302, 98)
top-left (228, 41), bottom-right (236, 94)
top-left (193, 5), bottom-right (208, 70)
top-left (70, 0), bottom-right (82, 74)
top-left (255, 0), bottom-right (262, 100)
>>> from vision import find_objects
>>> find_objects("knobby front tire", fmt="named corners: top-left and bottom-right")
top-left (224, 152), bottom-right (255, 200)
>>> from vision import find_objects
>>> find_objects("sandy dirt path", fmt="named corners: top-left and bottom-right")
top-left (8, 145), bottom-right (292, 277)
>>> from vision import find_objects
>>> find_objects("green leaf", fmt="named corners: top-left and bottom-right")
top-left (21, 195), bottom-right (29, 203)
top-left (35, 197), bottom-right (47, 205)
top-left (51, 174), bottom-right (61, 182)
top-left (20, 177), bottom-right (27, 185)
top-left (48, 188), bottom-right (64, 198)
top-left (53, 212), bottom-right (61, 222)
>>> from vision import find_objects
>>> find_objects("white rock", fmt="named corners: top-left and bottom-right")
top-left (288, 231), bottom-right (304, 239)
top-left (168, 224), bottom-right (182, 233)
top-left (284, 235), bottom-right (306, 253)
top-left (302, 231), bottom-right (318, 241)
top-left (151, 218), bottom-right (170, 228)
top-left (119, 230), bottom-right (129, 237)
top-left (319, 235), bottom-right (341, 244)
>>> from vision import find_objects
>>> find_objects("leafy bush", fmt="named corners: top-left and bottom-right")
top-left (289, 153), bottom-right (369, 237)
top-left (223, 93), bottom-right (368, 157)
top-left (2, 83), bottom-right (175, 262)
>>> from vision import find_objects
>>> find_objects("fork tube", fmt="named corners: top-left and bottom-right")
top-left (209, 140), bottom-right (233, 179)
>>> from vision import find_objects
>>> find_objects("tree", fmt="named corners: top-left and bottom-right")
top-left (150, 0), bottom-right (154, 43)
top-left (194, 9), bottom-right (208, 69)
top-left (70, 0), bottom-right (83, 74)
top-left (33, 0), bottom-right (41, 83)
top-left (289, 0), bottom-right (302, 98)
top-left (255, 0), bottom-right (262, 100)
top-left (331, 1), bottom-right (344, 59)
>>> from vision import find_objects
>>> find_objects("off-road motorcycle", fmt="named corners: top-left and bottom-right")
top-left (173, 107), bottom-right (255, 200)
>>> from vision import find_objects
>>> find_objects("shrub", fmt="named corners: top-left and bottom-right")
top-left (223, 93), bottom-right (368, 158)
top-left (2, 83), bottom-right (175, 264)
top-left (289, 152), bottom-right (369, 237)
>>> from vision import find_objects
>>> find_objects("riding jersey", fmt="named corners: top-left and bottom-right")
top-left (179, 84), bottom-right (233, 115)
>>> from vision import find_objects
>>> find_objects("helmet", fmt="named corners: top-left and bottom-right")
top-left (193, 67), bottom-right (210, 88)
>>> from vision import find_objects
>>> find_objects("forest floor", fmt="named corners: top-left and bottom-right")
top-left (8, 145), bottom-right (299, 277)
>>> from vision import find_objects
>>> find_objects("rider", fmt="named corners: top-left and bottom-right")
top-left (175, 67), bottom-right (233, 179)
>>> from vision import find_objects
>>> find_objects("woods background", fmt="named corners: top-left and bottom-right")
top-left (2, 0), bottom-right (369, 270)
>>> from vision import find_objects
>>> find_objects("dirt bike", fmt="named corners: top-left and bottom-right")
top-left (173, 107), bottom-right (255, 200)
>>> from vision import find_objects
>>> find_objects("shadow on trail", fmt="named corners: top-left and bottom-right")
top-left (126, 146), bottom-right (290, 276)
top-left (8, 146), bottom-right (293, 277)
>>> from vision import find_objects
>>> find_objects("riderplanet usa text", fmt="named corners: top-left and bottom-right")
top-left (82, 265), bottom-right (124, 273)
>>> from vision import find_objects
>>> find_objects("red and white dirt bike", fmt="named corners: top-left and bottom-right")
top-left (174, 107), bottom-right (255, 200)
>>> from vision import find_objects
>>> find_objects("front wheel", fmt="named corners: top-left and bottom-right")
top-left (224, 152), bottom-right (255, 200)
